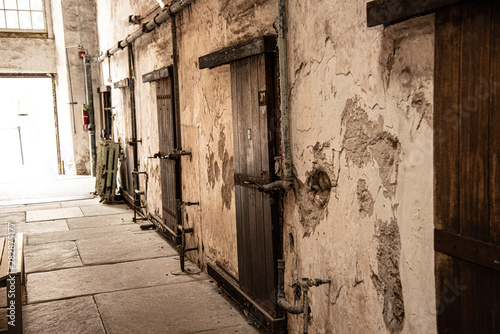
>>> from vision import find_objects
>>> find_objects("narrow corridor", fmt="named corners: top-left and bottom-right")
top-left (0, 198), bottom-right (261, 333)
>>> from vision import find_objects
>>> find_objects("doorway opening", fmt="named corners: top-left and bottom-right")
top-left (0, 77), bottom-right (60, 182)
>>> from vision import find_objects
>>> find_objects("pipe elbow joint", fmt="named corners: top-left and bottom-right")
top-left (277, 297), bottom-right (303, 314)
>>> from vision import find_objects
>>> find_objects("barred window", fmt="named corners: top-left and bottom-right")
top-left (0, 0), bottom-right (45, 31)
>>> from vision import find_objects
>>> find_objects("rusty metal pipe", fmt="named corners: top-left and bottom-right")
top-left (83, 55), bottom-right (97, 176)
top-left (278, 0), bottom-right (292, 180)
top-left (277, 260), bottom-right (303, 314)
top-left (302, 282), bottom-right (309, 334)
top-left (97, 0), bottom-right (195, 62)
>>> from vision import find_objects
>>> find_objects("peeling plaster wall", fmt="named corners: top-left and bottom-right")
top-left (96, 0), bottom-right (169, 220)
top-left (284, 1), bottom-right (436, 333)
top-left (95, 0), bottom-right (277, 277)
top-left (94, 0), bottom-right (437, 332)
top-left (177, 0), bottom-right (277, 275)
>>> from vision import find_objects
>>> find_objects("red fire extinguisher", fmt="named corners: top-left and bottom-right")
top-left (82, 105), bottom-right (89, 131)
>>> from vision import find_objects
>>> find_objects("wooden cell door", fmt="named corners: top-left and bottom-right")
top-left (434, 1), bottom-right (500, 333)
top-left (122, 89), bottom-right (136, 202)
top-left (231, 53), bottom-right (280, 317)
top-left (156, 76), bottom-right (180, 232)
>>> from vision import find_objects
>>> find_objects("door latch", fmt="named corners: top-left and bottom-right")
top-left (243, 180), bottom-right (293, 193)
top-left (148, 150), bottom-right (192, 160)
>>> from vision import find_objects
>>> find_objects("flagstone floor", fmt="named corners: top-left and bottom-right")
top-left (0, 199), bottom-right (262, 334)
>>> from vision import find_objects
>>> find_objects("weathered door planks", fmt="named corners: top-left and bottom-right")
top-left (122, 89), bottom-right (135, 201)
top-left (435, 1), bottom-right (500, 333)
top-left (156, 77), bottom-right (179, 232)
top-left (231, 53), bottom-right (279, 316)
top-left (490, 0), bottom-right (500, 245)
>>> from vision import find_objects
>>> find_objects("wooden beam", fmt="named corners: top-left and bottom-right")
top-left (113, 78), bottom-right (129, 89)
top-left (0, 73), bottom-right (53, 78)
top-left (435, 229), bottom-right (500, 272)
top-left (0, 31), bottom-right (48, 38)
top-left (367, 0), bottom-right (466, 27)
top-left (142, 67), bottom-right (172, 83)
top-left (97, 85), bottom-right (111, 93)
top-left (199, 35), bottom-right (276, 70)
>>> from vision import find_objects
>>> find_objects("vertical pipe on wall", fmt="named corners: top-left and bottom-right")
top-left (170, 14), bottom-right (182, 150)
top-left (127, 44), bottom-right (139, 194)
top-left (278, 0), bottom-right (292, 180)
top-left (65, 47), bottom-right (77, 135)
top-left (84, 55), bottom-right (97, 176)
top-left (51, 74), bottom-right (63, 174)
top-left (170, 13), bottom-right (185, 259)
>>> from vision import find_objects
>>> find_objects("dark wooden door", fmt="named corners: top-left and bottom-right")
top-left (122, 89), bottom-right (135, 202)
top-left (157, 77), bottom-right (180, 232)
top-left (435, 1), bottom-right (500, 333)
top-left (231, 53), bottom-right (279, 316)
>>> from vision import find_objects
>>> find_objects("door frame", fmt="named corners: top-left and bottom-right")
top-left (199, 36), bottom-right (286, 333)
top-left (0, 73), bottom-right (63, 174)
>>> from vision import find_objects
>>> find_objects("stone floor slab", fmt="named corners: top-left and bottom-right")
top-left (0, 176), bottom-right (95, 207)
top-left (67, 213), bottom-right (135, 230)
top-left (193, 325), bottom-right (263, 334)
top-left (0, 202), bottom-right (61, 214)
top-left (27, 224), bottom-right (141, 245)
top-left (0, 220), bottom-right (68, 237)
top-left (26, 207), bottom-right (83, 222)
top-left (27, 257), bottom-right (201, 303)
top-left (80, 204), bottom-right (132, 217)
top-left (0, 212), bottom-right (25, 224)
top-left (76, 232), bottom-right (177, 265)
top-left (25, 241), bottom-right (83, 273)
top-left (94, 281), bottom-right (260, 334)
top-left (59, 198), bottom-right (101, 208)
top-left (0, 297), bottom-right (106, 334)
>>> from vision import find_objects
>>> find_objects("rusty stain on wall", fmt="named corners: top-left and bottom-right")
top-left (411, 90), bottom-right (433, 130)
top-left (206, 123), bottom-right (233, 210)
top-left (220, 0), bottom-right (268, 37)
top-left (356, 179), bottom-right (374, 218)
top-left (342, 97), bottom-right (401, 198)
top-left (306, 169), bottom-right (332, 208)
top-left (219, 0), bottom-right (276, 42)
top-left (206, 152), bottom-right (216, 189)
top-left (371, 218), bottom-right (405, 333)
top-left (221, 151), bottom-right (233, 210)
top-left (294, 141), bottom-right (339, 237)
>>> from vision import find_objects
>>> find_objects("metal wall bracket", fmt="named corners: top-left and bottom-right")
top-left (148, 150), bottom-right (192, 160)
top-left (126, 139), bottom-right (142, 146)
top-left (176, 200), bottom-right (199, 272)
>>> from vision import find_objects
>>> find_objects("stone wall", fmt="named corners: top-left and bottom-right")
top-left (283, 1), bottom-right (436, 332)
top-left (95, 0), bottom-right (437, 332)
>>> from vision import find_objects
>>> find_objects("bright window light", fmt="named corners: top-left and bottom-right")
top-left (0, 0), bottom-right (45, 31)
